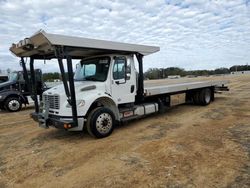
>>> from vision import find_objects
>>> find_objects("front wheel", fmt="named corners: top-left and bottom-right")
top-left (0, 104), bottom-right (5, 111)
top-left (86, 107), bottom-right (115, 138)
top-left (4, 97), bottom-right (22, 112)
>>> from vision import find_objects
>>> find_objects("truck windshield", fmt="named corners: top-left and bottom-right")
top-left (74, 57), bottom-right (110, 82)
top-left (8, 72), bottom-right (18, 82)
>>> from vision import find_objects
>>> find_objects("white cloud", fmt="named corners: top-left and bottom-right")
top-left (0, 0), bottom-right (250, 72)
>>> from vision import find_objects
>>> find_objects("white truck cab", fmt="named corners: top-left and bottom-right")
top-left (10, 31), bottom-right (229, 138)
top-left (73, 55), bottom-right (137, 105)
top-left (42, 54), bottom-right (138, 132)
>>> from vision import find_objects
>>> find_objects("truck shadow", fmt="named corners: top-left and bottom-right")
top-left (29, 129), bottom-right (90, 146)
top-left (186, 95), bottom-right (228, 106)
top-left (0, 105), bottom-right (34, 114)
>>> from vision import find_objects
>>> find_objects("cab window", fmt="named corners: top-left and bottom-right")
top-left (113, 57), bottom-right (126, 80)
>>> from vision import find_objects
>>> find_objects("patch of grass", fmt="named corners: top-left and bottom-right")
top-left (227, 123), bottom-right (250, 187)
top-left (141, 123), bottom-right (181, 141)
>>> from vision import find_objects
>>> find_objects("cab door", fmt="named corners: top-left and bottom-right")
top-left (111, 56), bottom-right (136, 104)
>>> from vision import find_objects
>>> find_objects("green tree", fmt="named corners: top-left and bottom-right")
top-left (43, 72), bottom-right (61, 82)
top-left (214, 68), bottom-right (230, 74)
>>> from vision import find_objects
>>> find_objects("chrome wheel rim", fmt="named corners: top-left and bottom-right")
top-left (96, 113), bottom-right (112, 134)
top-left (8, 100), bottom-right (20, 111)
top-left (205, 91), bottom-right (211, 104)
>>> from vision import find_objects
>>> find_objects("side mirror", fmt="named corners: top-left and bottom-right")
top-left (126, 73), bottom-right (131, 80)
top-left (75, 63), bottom-right (79, 70)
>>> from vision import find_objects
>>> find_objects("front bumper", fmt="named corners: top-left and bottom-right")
top-left (31, 112), bottom-right (76, 130)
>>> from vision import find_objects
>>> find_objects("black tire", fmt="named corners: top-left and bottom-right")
top-left (193, 91), bottom-right (200, 105)
top-left (4, 97), bottom-right (22, 112)
top-left (86, 107), bottom-right (115, 138)
top-left (199, 88), bottom-right (212, 106)
top-left (0, 104), bottom-right (5, 111)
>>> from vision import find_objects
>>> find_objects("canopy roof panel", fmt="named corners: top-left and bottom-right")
top-left (10, 30), bottom-right (160, 59)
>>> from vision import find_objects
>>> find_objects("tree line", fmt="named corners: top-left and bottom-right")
top-left (42, 72), bottom-right (61, 82)
top-left (144, 65), bottom-right (250, 80)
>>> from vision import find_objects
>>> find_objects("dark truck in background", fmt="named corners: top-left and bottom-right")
top-left (0, 69), bottom-right (45, 112)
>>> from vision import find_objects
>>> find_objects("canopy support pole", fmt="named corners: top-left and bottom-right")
top-left (135, 53), bottom-right (144, 103)
top-left (29, 57), bottom-right (39, 113)
top-left (20, 57), bottom-right (31, 93)
top-left (56, 48), bottom-right (71, 100)
top-left (65, 50), bottom-right (78, 127)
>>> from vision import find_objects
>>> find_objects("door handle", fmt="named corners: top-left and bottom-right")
top-left (130, 85), bottom-right (135, 93)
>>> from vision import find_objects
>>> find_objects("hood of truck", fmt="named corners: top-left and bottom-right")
top-left (0, 81), bottom-right (15, 91)
top-left (43, 81), bottom-right (106, 96)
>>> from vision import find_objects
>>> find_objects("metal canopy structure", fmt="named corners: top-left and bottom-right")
top-left (10, 30), bottom-right (160, 59)
top-left (10, 30), bottom-right (160, 129)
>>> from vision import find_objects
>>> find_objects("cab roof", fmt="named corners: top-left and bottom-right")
top-left (10, 30), bottom-right (160, 59)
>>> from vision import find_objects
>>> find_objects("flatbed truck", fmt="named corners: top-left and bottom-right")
top-left (10, 31), bottom-right (228, 138)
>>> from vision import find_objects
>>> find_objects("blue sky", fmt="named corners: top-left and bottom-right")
top-left (0, 0), bottom-right (250, 72)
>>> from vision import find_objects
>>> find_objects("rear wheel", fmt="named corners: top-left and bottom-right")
top-left (4, 97), bottom-right (22, 112)
top-left (192, 88), bottom-right (212, 106)
top-left (193, 91), bottom-right (200, 105)
top-left (200, 88), bottom-right (212, 105)
top-left (86, 107), bottom-right (115, 138)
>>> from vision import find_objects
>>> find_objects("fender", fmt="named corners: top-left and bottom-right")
top-left (0, 90), bottom-right (28, 104)
top-left (90, 96), bottom-right (120, 120)
top-left (79, 91), bottom-right (120, 121)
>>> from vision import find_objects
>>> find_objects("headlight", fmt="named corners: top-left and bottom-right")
top-left (66, 100), bottom-right (85, 108)
top-left (0, 95), bottom-right (2, 99)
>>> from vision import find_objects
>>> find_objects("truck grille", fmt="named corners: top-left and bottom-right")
top-left (43, 94), bottom-right (60, 110)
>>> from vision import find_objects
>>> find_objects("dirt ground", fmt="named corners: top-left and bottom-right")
top-left (0, 75), bottom-right (249, 188)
